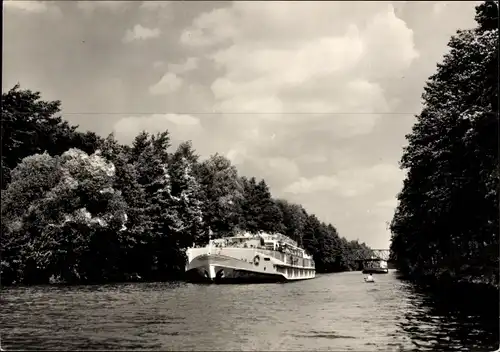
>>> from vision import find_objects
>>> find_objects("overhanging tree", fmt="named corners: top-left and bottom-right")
top-left (390, 1), bottom-right (499, 287)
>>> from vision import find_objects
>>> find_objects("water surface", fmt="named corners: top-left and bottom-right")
top-left (1, 270), bottom-right (498, 351)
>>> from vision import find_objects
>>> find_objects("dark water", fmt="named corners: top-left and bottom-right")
top-left (1, 270), bottom-right (498, 351)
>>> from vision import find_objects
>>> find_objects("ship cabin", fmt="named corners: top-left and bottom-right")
top-left (211, 234), bottom-right (262, 249)
top-left (259, 233), bottom-right (311, 260)
top-left (210, 232), bottom-right (312, 260)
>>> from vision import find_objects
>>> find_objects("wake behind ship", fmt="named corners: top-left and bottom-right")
top-left (185, 232), bottom-right (316, 283)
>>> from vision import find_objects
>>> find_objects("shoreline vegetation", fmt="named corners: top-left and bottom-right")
top-left (2, 2), bottom-right (497, 294)
top-left (389, 1), bottom-right (499, 294)
top-left (1, 91), bottom-right (373, 287)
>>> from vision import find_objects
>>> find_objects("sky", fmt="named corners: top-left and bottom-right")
top-left (3, 0), bottom-right (481, 249)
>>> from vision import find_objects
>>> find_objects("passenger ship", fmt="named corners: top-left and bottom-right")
top-left (185, 231), bottom-right (316, 283)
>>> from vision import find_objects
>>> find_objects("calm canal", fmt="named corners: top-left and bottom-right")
top-left (1, 270), bottom-right (498, 351)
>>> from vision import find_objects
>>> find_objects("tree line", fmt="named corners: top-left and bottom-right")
top-left (390, 1), bottom-right (499, 291)
top-left (1, 84), bottom-right (373, 285)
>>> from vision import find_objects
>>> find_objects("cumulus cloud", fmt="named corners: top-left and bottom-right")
top-left (4, 0), bottom-right (61, 16)
top-left (77, 1), bottom-right (129, 13)
top-left (176, 4), bottom-right (419, 241)
top-left (180, 2), bottom-right (419, 161)
top-left (149, 72), bottom-right (183, 95)
top-left (113, 114), bottom-right (202, 145)
top-left (167, 57), bottom-right (199, 75)
top-left (242, 156), bottom-right (302, 192)
top-left (123, 24), bottom-right (161, 43)
top-left (138, 0), bottom-right (173, 23)
top-left (283, 163), bottom-right (404, 198)
top-left (4, 0), bottom-right (47, 13)
top-left (139, 1), bottom-right (172, 10)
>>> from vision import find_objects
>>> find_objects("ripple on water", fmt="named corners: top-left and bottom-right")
top-left (294, 330), bottom-right (357, 340)
top-left (1, 272), bottom-right (498, 351)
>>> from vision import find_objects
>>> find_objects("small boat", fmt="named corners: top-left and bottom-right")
top-left (364, 274), bottom-right (375, 283)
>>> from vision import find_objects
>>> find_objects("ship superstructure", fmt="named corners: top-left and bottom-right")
top-left (185, 231), bottom-right (316, 283)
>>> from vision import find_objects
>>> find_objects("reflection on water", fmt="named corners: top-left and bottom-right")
top-left (398, 279), bottom-right (499, 351)
top-left (1, 271), bottom-right (498, 351)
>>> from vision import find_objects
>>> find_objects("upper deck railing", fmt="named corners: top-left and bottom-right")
top-left (257, 248), bottom-right (315, 269)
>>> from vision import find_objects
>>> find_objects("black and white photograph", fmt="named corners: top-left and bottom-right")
top-left (1, 0), bottom-right (499, 350)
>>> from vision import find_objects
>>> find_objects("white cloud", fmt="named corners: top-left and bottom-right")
top-left (295, 154), bottom-right (328, 164)
top-left (123, 24), bottom-right (161, 43)
top-left (167, 57), bottom-right (199, 75)
top-left (254, 156), bottom-right (301, 188)
top-left (226, 148), bottom-right (245, 165)
top-left (139, 1), bottom-right (172, 10)
top-left (4, 0), bottom-right (61, 16)
top-left (4, 0), bottom-right (47, 13)
top-left (149, 72), bottom-right (183, 95)
top-left (162, 114), bottom-right (199, 126)
top-left (138, 1), bottom-right (173, 23)
top-left (284, 163), bottom-right (404, 198)
top-left (77, 1), bottom-right (129, 13)
top-left (284, 175), bottom-right (340, 195)
top-left (153, 58), bottom-right (199, 75)
top-left (181, 2), bottom-right (419, 157)
top-left (177, 5), bottom-right (419, 245)
top-left (113, 114), bottom-right (202, 145)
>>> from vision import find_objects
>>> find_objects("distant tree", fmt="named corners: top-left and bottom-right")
top-left (276, 199), bottom-right (308, 245)
top-left (131, 131), bottom-right (184, 276)
top-left (302, 214), bottom-right (321, 264)
top-left (196, 154), bottom-right (244, 239)
top-left (239, 177), bottom-right (259, 232)
top-left (99, 134), bottom-right (152, 279)
top-left (173, 140), bottom-right (200, 165)
top-left (240, 177), bottom-right (284, 233)
top-left (390, 1), bottom-right (499, 287)
top-left (254, 180), bottom-right (285, 233)
top-left (169, 142), bottom-right (204, 250)
top-left (130, 130), bottom-right (150, 162)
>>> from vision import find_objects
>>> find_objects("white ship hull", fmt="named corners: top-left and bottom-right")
top-left (185, 246), bottom-right (316, 284)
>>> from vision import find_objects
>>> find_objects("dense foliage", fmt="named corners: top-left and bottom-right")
top-left (390, 1), bottom-right (499, 289)
top-left (1, 85), bottom-right (372, 285)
